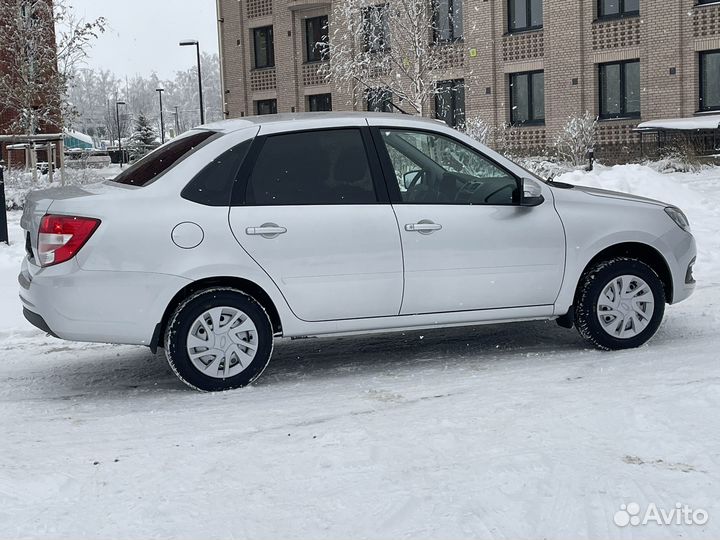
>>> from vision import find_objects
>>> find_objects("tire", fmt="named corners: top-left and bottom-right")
top-left (164, 287), bottom-right (274, 391)
top-left (574, 257), bottom-right (665, 351)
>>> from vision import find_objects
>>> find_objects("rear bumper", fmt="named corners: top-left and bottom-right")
top-left (23, 308), bottom-right (59, 338)
top-left (18, 257), bottom-right (190, 346)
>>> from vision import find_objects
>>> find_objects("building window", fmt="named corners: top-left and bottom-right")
top-left (363, 5), bottom-right (389, 52)
top-left (434, 0), bottom-right (463, 42)
top-left (700, 50), bottom-right (720, 112)
top-left (308, 93), bottom-right (332, 111)
top-left (599, 60), bottom-right (640, 119)
top-left (366, 88), bottom-right (393, 112)
top-left (508, 0), bottom-right (543, 33)
top-left (305, 16), bottom-right (329, 62)
top-left (253, 26), bottom-right (275, 69)
top-left (510, 71), bottom-right (544, 125)
top-left (598, 0), bottom-right (639, 19)
top-left (256, 99), bottom-right (277, 115)
top-left (435, 79), bottom-right (466, 128)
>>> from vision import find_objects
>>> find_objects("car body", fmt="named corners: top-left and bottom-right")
top-left (19, 113), bottom-right (697, 391)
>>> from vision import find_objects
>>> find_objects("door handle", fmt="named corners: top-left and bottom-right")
top-left (405, 220), bottom-right (442, 234)
top-left (246, 223), bottom-right (287, 239)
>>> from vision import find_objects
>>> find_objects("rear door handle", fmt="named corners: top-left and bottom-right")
top-left (246, 223), bottom-right (287, 239)
top-left (405, 220), bottom-right (442, 234)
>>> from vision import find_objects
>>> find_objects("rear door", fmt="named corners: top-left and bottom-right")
top-left (228, 126), bottom-right (404, 322)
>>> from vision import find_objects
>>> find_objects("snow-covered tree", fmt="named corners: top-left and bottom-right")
top-left (462, 117), bottom-right (493, 146)
top-left (555, 112), bottom-right (597, 166)
top-left (127, 113), bottom-right (157, 160)
top-left (325, 0), bottom-right (467, 115)
top-left (0, 0), bottom-right (105, 135)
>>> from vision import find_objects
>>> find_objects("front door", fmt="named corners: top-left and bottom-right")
top-left (374, 127), bottom-right (566, 315)
top-left (229, 127), bottom-right (403, 322)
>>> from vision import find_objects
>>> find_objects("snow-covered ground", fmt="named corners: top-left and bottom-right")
top-left (0, 164), bottom-right (719, 539)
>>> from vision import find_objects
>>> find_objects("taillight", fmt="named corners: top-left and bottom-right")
top-left (38, 215), bottom-right (101, 267)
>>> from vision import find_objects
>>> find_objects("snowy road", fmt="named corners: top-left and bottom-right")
top-left (1, 164), bottom-right (719, 539)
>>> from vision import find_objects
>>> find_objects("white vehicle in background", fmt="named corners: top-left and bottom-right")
top-left (19, 113), bottom-right (696, 391)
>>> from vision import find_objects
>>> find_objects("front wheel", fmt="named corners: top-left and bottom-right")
top-left (574, 258), bottom-right (665, 350)
top-left (164, 288), bottom-right (274, 391)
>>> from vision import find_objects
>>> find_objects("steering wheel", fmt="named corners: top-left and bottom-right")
top-left (483, 183), bottom-right (514, 204)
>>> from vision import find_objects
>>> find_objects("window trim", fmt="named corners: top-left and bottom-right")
top-left (699, 49), bottom-right (720, 113)
top-left (598, 59), bottom-right (641, 120)
top-left (509, 70), bottom-right (545, 126)
top-left (230, 126), bottom-right (390, 207)
top-left (304, 15), bottom-right (329, 63)
top-left (507, 0), bottom-right (543, 34)
top-left (252, 26), bottom-right (275, 69)
top-left (596, 0), bottom-right (639, 21)
top-left (369, 126), bottom-right (523, 207)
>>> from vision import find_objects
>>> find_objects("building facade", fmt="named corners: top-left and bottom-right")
top-left (216, 0), bottom-right (720, 160)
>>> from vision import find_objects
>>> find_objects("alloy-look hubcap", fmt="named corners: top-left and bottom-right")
top-left (596, 275), bottom-right (655, 339)
top-left (186, 307), bottom-right (259, 378)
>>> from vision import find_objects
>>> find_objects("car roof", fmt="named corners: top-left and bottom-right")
top-left (200, 112), bottom-right (448, 134)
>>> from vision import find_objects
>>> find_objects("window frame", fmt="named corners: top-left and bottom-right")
top-left (362, 4), bottom-right (390, 53)
top-left (433, 0), bottom-right (464, 43)
top-left (366, 88), bottom-right (394, 112)
top-left (596, 0), bottom-right (640, 20)
top-left (308, 93), bottom-right (333, 112)
top-left (598, 59), bottom-right (641, 120)
top-left (700, 49), bottom-right (720, 113)
top-left (304, 15), bottom-right (329, 63)
top-left (509, 70), bottom-right (545, 126)
top-left (252, 26), bottom-right (275, 69)
top-left (507, 0), bottom-right (543, 34)
top-left (369, 126), bottom-right (523, 206)
top-left (435, 79), bottom-right (466, 128)
top-left (255, 99), bottom-right (277, 115)
top-left (230, 126), bottom-right (391, 207)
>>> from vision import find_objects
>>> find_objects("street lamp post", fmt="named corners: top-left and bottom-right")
top-left (0, 153), bottom-right (8, 245)
top-left (156, 87), bottom-right (165, 144)
top-left (116, 100), bottom-right (126, 168)
top-left (179, 40), bottom-right (205, 125)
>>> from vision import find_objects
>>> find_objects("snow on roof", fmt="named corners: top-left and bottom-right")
top-left (64, 130), bottom-right (94, 145)
top-left (636, 115), bottom-right (720, 131)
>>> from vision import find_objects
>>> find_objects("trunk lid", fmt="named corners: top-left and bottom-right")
top-left (20, 182), bottom-right (130, 257)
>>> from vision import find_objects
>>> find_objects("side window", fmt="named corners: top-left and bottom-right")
top-left (379, 129), bottom-right (519, 205)
top-left (246, 129), bottom-right (378, 205)
top-left (182, 139), bottom-right (252, 206)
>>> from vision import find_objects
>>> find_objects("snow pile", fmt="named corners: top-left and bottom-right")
top-left (3, 166), bottom-right (119, 210)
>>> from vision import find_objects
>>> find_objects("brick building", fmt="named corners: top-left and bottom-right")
top-left (0, 0), bottom-right (62, 165)
top-left (216, 0), bottom-right (720, 160)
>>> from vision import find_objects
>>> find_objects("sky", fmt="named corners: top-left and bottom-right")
top-left (70, 0), bottom-right (220, 79)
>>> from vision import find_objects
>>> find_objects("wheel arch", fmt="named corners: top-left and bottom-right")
top-left (150, 276), bottom-right (283, 352)
top-left (578, 242), bottom-right (674, 304)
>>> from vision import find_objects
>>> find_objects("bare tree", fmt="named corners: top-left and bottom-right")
top-left (325, 0), bottom-right (467, 115)
top-left (0, 0), bottom-right (105, 135)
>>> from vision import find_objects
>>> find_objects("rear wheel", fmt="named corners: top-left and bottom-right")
top-left (575, 258), bottom-right (665, 350)
top-left (164, 288), bottom-right (274, 391)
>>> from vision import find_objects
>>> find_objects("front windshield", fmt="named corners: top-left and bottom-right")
top-left (111, 130), bottom-right (218, 187)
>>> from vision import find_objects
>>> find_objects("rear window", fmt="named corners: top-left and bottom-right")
top-left (112, 130), bottom-right (217, 187)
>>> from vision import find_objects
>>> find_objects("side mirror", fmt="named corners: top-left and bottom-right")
top-left (519, 178), bottom-right (545, 207)
top-left (403, 170), bottom-right (422, 190)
